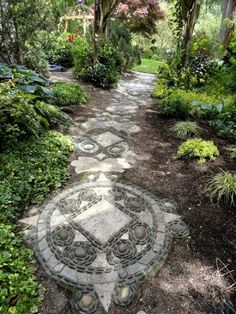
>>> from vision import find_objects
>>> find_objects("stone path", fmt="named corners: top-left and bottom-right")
top-left (20, 72), bottom-right (189, 314)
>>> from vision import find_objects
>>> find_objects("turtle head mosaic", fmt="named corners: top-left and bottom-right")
top-left (32, 173), bottom-right (189, 313)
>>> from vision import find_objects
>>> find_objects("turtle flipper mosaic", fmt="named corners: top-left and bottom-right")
top-left (33, 173), bottom-right (189, 313)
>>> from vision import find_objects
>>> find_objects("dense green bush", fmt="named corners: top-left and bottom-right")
top-left (107, 20), bottom-right (141, 70)
top-left (157, 89), bottom-right (193, 119)
top-left (207, 170), bottom-right (236, 207)
top-left (0, 83), bottom-right (66, 147)
top-left (158, 88), bottom-right (233, 120)
top-left (72, 38), bottom-right (93, 78)
top-left (0, 131), bottom-right (73, 222)
top-left (175, 138), bottom-right (219, 164)
top-left (52, 82), bottom-right (88, 106)
top-left (0, 224), bottom-right (42, 314)
top-left (73, 39), bottom-right (122, 89)
top-left (48, 33), bottom-right (74, 68)
top-left (152, 79), bottom-right (171, 99)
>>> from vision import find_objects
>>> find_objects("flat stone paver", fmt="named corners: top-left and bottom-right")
top-left (20, 72), bottom-right (190, 314)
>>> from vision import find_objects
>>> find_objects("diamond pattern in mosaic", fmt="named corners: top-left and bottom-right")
top-left (91, 131), bottom-right (123, 147)
top-left (73, 199), bottom-right (132, 244)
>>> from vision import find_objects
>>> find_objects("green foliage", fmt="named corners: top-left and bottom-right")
top-left (170, 121), bottom-right (203, 139)
top-left (151, 79), bottom-right (172, 99)
top-left (73, 38), bottom-right (93, 77)
top-left (158, 52), bottom-right (220, 90)
top-left (0, 131), bottom-right (73, 222)
top-left (157, 89), bottom-right (193, 119)
top-left (207, 170), bottom-right (236, 207)
top-left (176, 138), bottom-right (219, 164)
top-left (0, 224), bottom-right (42, 314)
top-left (107, 20), bottom-right (141, 70)
top-left (0, 0), bottom-right (55, 72)
top-left (227, 145), bottom-right (236, 160)
top-left (0, 63), bottom-right (53, 100)
top-left (52, 82), bottom-right (88, 106)
top-left (209, 103), bottom-right (236, 143)
top-left (194, 7), bottom-right (222, 54)
top-left (73, 40), bottom-right (122, 89)
top-left (158, 88), bottom-right (233, 119)
top-left (48, 33), bottom-right (74, 68)
top-left (157, 87), bottom-right (236, 142)
top-left (0, 83), bottom-right (66, 147)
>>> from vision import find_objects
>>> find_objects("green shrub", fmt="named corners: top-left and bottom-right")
top-left (0, 224), bottom-right (42, 314)
top-left (0, 83), bottom-right (66, 147)
top-left (151, 79), bottom-right (171, 99)
top-left (73, 39), bottom-right (122, 89)
top-left (159, 89), bottom-right (231, 119)
top-left (170, 121), bottom-right (203, 139)
top-left (72, 38), bottom-right (93, 78)
top-left (86, 62), bottom-right (120, 89)
top-left (52, 82), bottom-right (88, 106)
top-left (175, 138), bottom-right (219, 164)
top-left (157, 90), bottom-right (193, 119)
top-left (206, 170), bottom-right (236, 207)
top-left (0, 131), bottom-right (73, 222)
top-left (48, 33), bottom-right (74, 68)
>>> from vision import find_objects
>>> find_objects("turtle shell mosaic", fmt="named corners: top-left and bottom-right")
top-left (35, 174), bottom-right (189, 313)
top-left (75, 128), bottom-right (132, 159)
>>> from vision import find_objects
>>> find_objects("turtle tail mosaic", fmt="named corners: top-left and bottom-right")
top-left (19, 73), bottom-right (190, 314)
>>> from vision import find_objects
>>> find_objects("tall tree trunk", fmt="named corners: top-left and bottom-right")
top-left (181, 0), bottom-right (201, 67)
top-left (219, 0), bottom-right (236, 48)
top-left (93, 0), bottom-right (119, 63)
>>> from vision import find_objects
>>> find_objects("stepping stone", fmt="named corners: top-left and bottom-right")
top-left (71, 157), bottom-right (133, 174)
top-left (74, 127), bottom-right (133, 160)
top-left (33, 173), bottom-right (189, 313)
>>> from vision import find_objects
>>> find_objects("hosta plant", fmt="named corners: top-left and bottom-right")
top-left (227, 145), bottom-right (236, 159)
top-left (175, 138), bottom-right (219, 164)
top-left (206, 170), bottom-right (236, 207)
top-left (170, 121), bottom-right (203, 139)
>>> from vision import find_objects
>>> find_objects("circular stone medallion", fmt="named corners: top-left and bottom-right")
top-left (35, 176), bottom-right (175, 313)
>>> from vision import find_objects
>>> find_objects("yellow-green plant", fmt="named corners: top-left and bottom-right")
top-left (151, 79), bottom-right (171, 99)
top-left (206, 170), bottom-right (236, 207)
top-left (170, 121), bottom-right (203, 139)
top-left (175, 138), bottom-right (219, 164)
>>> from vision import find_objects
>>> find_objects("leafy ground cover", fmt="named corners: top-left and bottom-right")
top-left (0, 130), bottom-right (73, 313)
top-left (0, 131), bottom-right (73, 223)
top-left (52, 82), bottom-right (88, 106)
top-left (0, 224), bottom-right (43, 314)
top-left (132, 59), bottom-right (160, 74)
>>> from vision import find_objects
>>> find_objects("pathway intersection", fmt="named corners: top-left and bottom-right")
top-left (20, 72), bottom-right (189, 313)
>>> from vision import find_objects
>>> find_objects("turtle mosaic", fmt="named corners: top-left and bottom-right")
top-left (33, 174), bottom-right (189, 313)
